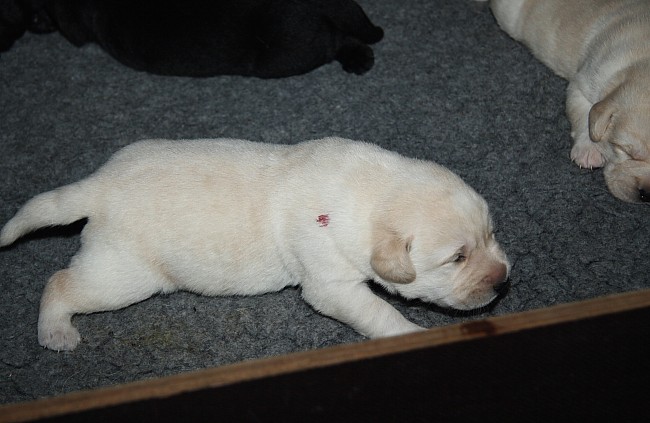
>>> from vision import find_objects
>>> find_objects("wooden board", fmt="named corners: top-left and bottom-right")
top-left (2, 288), bottom-right (650, 422)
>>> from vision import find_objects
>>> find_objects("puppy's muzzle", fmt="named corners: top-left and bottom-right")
top-left (484, 263), bottom-right (509, 296)
top-left (635, 173), bottom-right (650, 202)
top-left (635, 172), bottom-right (650, 202)
top-left (607, 164), bottom-right (650, 203)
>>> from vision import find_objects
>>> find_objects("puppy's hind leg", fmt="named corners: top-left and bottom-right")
top-left (38, 245), bottom-right (173, 351)
top-left (321, 0), bottom-right (382, 75)
top-left (38, 270), bottom-right (83, 351)
top-left (322, 0), bottom-right (384, 45)
top-left (335, 37), bottom-right (375, 75)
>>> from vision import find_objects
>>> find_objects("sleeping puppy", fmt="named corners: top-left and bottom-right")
top-left (1, 137), bottom-right (510, 351)
top-left (484, 0), bottom-right (650, 203)
top-left (1, 0), bottom-right (383, 77)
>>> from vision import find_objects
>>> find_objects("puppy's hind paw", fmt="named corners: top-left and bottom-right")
top-left (570, 142), bottom-right (605, 169)
top-left (336, 40), bottom-right (375, 75)
top-left (38, 325), bottom-right (81, 352)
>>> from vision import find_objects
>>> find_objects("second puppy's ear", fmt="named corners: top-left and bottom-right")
top-left (589, 96), bottom-right (617, 143)
top-left (370, 225), bottom-right (415, 284)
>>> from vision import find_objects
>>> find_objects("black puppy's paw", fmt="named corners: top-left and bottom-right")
top-left (336, 40), bottom-right (375, 75)
top-left (364, 25), bottom-right (384, 45)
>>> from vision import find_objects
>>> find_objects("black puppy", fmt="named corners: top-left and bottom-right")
top-left (0, 0), bottom-right (383, 77)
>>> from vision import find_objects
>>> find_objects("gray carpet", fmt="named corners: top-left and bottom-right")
top-left (1, 0), bottom-right (647, 404)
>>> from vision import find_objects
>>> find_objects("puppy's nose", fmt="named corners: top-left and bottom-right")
top-left (639, 188), bottom-right (649, 202)
top-left (486, 263), bottom-right (508, 286)
top-left (481, 263), bottom-right (509, 296)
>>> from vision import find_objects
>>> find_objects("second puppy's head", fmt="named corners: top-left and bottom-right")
top-left (589, 75), bottom-right (650, 203)
top-left (370, 167), bottom-right (510, 311)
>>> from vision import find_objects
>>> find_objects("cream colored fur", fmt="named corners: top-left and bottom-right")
top-left (1, 137), bottom-right (510, 351)
top-left (485, 0), bottom-right (650, 203)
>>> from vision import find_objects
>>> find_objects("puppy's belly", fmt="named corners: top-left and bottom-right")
top-left (115, 224), bottom-right (297, 296)
top-left (165, 256), bottom-right (295, 296)
top-left (96, 164), bottom-right (299, 296)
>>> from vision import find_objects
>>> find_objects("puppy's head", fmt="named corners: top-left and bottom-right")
top-left (589, 77), bottom-right (650, 203)
top-left (370, 176), bottom-right (510, 311)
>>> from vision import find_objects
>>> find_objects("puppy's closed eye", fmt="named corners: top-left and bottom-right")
top-left (453, 253), bottom-right (467, 263)
top-left (443, 246), bottom-right (467, 265)
top-left (611, 136), bottom-right (648, 161)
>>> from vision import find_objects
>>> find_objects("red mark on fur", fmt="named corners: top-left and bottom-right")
top-left (316, 214), bottom-right (330, 227)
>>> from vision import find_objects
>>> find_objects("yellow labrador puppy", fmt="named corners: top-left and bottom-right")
top-left (484, 0), bottom-right (650, 203)
top-left (1, 137), bottom-right (510, 351)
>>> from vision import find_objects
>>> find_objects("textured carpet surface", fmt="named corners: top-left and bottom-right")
top-left (1, 0), bottom-right (648, 404)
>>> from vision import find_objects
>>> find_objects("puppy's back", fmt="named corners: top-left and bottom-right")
top-left (492, 0), bottom-right (650, 78)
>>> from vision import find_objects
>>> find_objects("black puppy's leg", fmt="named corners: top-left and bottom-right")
top-left (335, 37), bottom-right (374, 75)
top-left (319, 0), bottom-right (384, 44)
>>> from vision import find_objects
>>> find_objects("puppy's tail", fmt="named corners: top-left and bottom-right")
top-left (1, 179), bottom-right (95, 246)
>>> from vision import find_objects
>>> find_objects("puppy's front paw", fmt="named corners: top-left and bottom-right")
top-left (570, 141), bottom-right (605, 169)
top-left (38, 324), bottom-right (81, 351)
top-left (374, 321), bottom-right (427, 338)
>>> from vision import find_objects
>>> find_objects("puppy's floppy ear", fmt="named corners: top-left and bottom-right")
top-left (371, 225), bottom-right (416, 284)
top-left (589, 97), bottom-right (617, 143)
